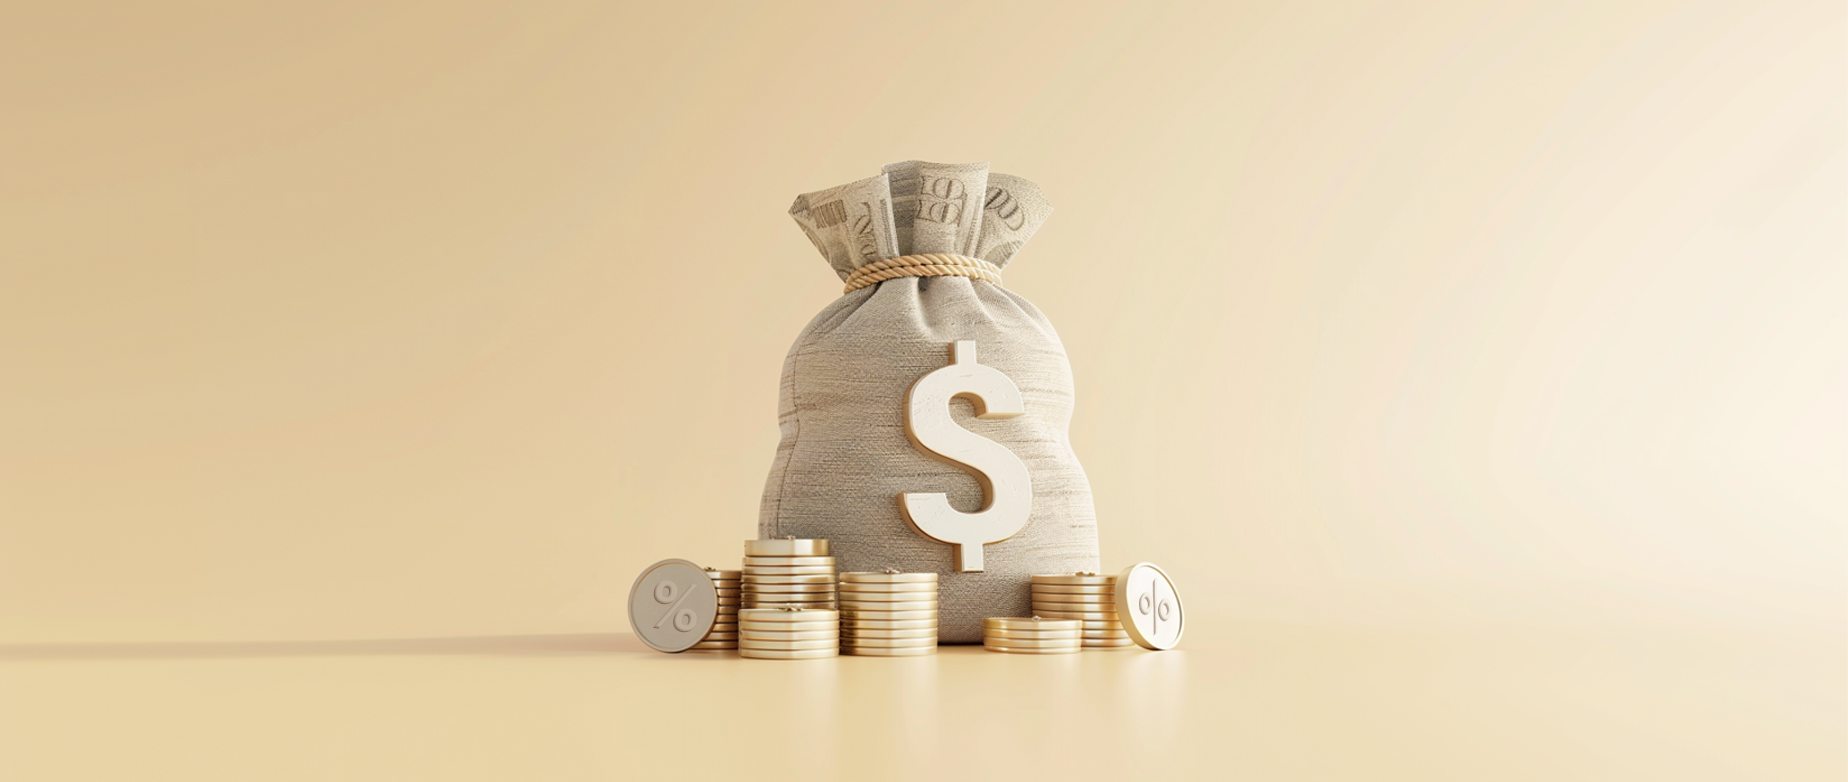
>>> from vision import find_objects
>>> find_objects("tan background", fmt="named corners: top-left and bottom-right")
top-left (1, 1), bottom-right (1842, 779)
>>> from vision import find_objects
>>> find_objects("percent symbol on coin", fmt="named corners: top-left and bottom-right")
top-left (1138, 576), bottom-right (1174, 636)
top-left (653, 580), bottom-right (698, 632)
top-left (629, 559), bottom-right (719, 653)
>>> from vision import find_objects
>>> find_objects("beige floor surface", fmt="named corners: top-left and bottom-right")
top-left (3, 617), bottom-right (1841, 781)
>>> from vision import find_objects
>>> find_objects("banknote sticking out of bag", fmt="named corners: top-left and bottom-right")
top-left (763, 161), bottom-right (1101, 643)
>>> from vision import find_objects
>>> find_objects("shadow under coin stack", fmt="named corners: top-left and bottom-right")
top-left (689, 568), bottom-right (740, 650)
top-left (838, 571), bottom-right (939, 656)
top-left (737, 606), bottom-right (840, 659)
top-left (1031, 573), bottom-right (1134, 649)
top-left (982, 616), bottom-right (1083, 653)
top-left (742, 538), bottom-right (837, 610)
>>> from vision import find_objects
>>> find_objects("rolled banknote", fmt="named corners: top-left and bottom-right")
top-left (976, 173), bottom-right (1052, 265)
top-left (789, 173), bottom-right (901, 280)
top-left (883, 160), bottom-right (990, 256)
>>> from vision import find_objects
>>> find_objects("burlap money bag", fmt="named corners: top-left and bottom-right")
top-left (759, 169), bottom-right (1100, 643)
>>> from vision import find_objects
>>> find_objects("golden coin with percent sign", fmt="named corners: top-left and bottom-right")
top-left (1113, 562), bottom-right (1184, 650)
top-left (628, 559), bottom-right (719, 653)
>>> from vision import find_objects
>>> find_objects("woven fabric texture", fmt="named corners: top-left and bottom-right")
top-left (758, 273), bottom-right (1101, 643)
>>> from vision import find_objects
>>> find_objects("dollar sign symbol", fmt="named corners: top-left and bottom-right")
top-left (899, 340), bottom-right (1033, 572)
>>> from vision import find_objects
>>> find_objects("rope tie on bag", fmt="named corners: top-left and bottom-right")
top-left (842, 254), bottom-right (1003, 294)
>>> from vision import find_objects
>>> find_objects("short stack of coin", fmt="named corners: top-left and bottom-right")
top-left (838, 571), bottom-right (938, 656)
top-left (982, 617), bottom-right (1083, 654)
top-left (1030, 573), bottom-right (1135, 649)
top-left (737, 607), bottom-right (840, 659)
top-left (742, 538), bottom-right (837, 610)
top-left (689, 567), bottom-right (741, 650)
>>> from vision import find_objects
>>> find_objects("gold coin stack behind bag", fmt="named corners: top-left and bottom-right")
top-left (838, 571), bottom-right (938, 656)
top-left (741, 538), bottom-right (836, 610)
top-left (688, 568), bottom-right (741, 650)
top-left (1030, 573), bottom-right (1133, 649)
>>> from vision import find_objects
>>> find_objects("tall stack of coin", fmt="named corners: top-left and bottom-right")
top-left (742, 538), bottom-right (837, 610)
top-left (737, 606), bottom-right (839, 659)
top-left (1030, 573), bottom-right (1135, 649)
top-left (838, 571), bottom-right (938, 656)
top-left (689, 567), bottom-right (741, 650)
top-left (982, 617), bottom-right (1083, 653)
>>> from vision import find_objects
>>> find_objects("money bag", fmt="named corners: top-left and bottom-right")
top-left (760, 161), bottom-right (1101, 643)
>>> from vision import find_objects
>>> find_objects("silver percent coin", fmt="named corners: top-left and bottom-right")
top-left (1114, 562), bottom-right (1184, 650)
top-left (628, 558), bottom-right (719, 653)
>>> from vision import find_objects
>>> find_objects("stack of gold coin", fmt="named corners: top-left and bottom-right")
top-left (737, 606), bottom-right (839, 659)
top-left (742, 538), bottom-right (836, 610)
top-left (1030, 573), bottom-right (1135, 649)
top-left (981, 617), bottom-right (1083, 654)
top-left (689, 567), bottom-right (741, 650)
top-left (838, 571), bottom-right (938, 656)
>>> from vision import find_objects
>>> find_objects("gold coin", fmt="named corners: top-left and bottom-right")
top-left (743, 539), bottom-right (829, 557)
top-left (1029, 574), bottom-right (1115, 586)
top-left (744, 601), bottom-right (837, 610)
top-left (686, 641), bottom-right (736, 650)
top-left (982, 628), bottom-right (1081, 640)
top-left (742, 556), bottom-right (836, 567)
top-left (1113, 562), bottom-right (1185, 651)
top-left (836, 582), bottom-right (939, 593)
top-left (1030, 584), bottom-right (1116, 595)
top-left (738, 638), bottom-right (840, 651)
top-left (838, 572), bottom-right (939, 583)
top-left (1030, 609), bottom-right (1120, 621)
top-left (742, 582), bottom-right (837, 592)
top-left (716, 596), bottom-right (741, 605)
top-left (736, 608), bottom-right (839, 622)
top-left (982, 636), bottom-right (1082, 649)
top-left (740, 648), bottom-right (838, 660)
top-left (1083, 638), bottom-right (1139, 647)
top-left (1081, 630), bottom-right (1129, 639)
top-left (834, 590), bottom-right (937, 601)
top-left (841, 637), bottom-right (938, 648)
top-left (738, 620), bottom-right (838, 633)
top-left (702, 569), bottom-right (742, 580)
top-left (736, 629), bottom-right (838, 641)
top-left (838, 627), bottom-right (937, 639)
top-left (743, 594), bottom-right (837, 602)
top-left (839, 618), bottom-right (937, 630)
top-left (983, 644), bottom-right (1081, 654)
top-left (742, 571), bottom-right (836, 581)
top-left (839, 609), bottom-right (938, 621)
top-left (839, 599), bottom-right (938, 611)
top-left (701, 632), bottom-right (739, 641)
top-left (982, 617), bottom-right (1083, 632)
top-left (1030, 593), bottom-right (1117, 604)
top-left (841, 646), bottom-right (935, 657)
top-left (742, 566), bottom-right (837, 577)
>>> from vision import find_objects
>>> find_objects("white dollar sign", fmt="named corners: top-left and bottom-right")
top-left (899, 340), bottom-right (1033, 572)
